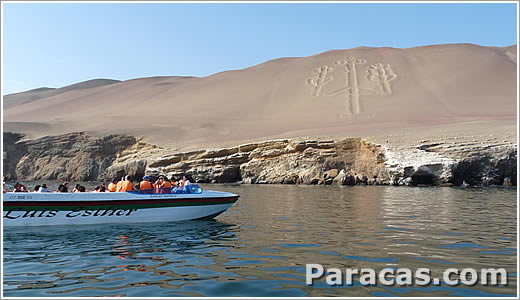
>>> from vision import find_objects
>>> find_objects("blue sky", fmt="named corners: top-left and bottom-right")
top-left (2, 2), bottom-right (517, 95)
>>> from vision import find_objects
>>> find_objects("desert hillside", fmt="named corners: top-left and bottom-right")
top-left (3, 79), bottom-right (121, 109)
top-left (3, 43), bottom-right (517, 149)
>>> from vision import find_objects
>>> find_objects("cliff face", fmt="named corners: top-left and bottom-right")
top-left (3, 132), bottom-right (28, 180)
top-left (384, 141), bottom-right (517, 186)
top-left (3, 132), bottom-right (516, 187)
top-left (2, 132), bottom-right (160, 182)
top-left (148, 138), bottom-right (389, 185)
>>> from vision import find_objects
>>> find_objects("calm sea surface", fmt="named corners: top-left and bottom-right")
top-left (3, 183), bottom-right (517, 297)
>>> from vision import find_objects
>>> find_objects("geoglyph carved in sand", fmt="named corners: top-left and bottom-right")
top-left (307, 57), bottom-right (397, 115)
top-left (307, 65), bottom-right (333, 97)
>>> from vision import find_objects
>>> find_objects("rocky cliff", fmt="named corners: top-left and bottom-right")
top-left (3, 132), bottom-right (516, 187)
top-left (2, 132), bottom-right (161, 182)
top-left (147, 138), bottom-right (389, 185)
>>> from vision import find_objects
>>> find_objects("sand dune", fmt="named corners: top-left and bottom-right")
top-left (3, 79), bottom-right (121, 108)
top-left (3, 43), bottom-right (517, 149)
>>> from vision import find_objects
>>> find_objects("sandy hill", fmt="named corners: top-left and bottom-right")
top-left (3, 43), bottom-right (517, 149)
top-left (3, 79), bottom-right (121, 108)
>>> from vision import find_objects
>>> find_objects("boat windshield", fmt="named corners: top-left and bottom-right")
top-left (130, 184), bottom-right (203, 194)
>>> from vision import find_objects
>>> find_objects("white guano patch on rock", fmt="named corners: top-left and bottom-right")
top-left (383, 146), bottom-right (457, 185)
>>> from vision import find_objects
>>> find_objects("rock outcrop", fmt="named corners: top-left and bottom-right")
top-left (384, 139), bottom-right (517, 186)
top-left (147, 138), bottom-right (389, 185)
top-left (3, 132), bottom-right (517, 186)
top-left (2, 132), bottom-right (160, 182)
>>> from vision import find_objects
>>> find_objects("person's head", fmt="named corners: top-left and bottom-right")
top-left (125, 175), bottom-right (130, 181)
top-left (183, 175), bottom-right (188, 180)
top-left (41, 184), bottom-right (47, 189)
top-left (100, 186), bottom-right (106, 192)
top-left (59, 185), bottom-right (68, 193)
top-left (34, 185), bottom-right (41, 192)
top-left (95, 185), bottom-right (101, 191)
top-left (78, 186), bottom-right (86, 192)
top-left (112, 178), bottom-right (118, 184)
top-left (64, 182), bottom-right (70, 188)
top-left (75, 184), bottom-right (81, 189)
top-left (170, 176), bottom-right (176, 182)
top-left (143, 175), bottom-right (151, 181)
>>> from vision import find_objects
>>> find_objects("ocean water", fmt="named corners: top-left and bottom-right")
top-left (3, 184), bottom-right (517, 297)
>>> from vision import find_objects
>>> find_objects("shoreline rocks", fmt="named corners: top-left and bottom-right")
top-left (3, 132), bottom-right (517, 187)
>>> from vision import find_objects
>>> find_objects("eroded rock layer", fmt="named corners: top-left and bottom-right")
top-left (3, 132), bottom-right (517, 186)
top-left (148, 138), bottom-right (389, 185)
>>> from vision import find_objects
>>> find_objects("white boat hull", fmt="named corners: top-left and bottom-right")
top-left (3, 189), bottom-right (239, 227)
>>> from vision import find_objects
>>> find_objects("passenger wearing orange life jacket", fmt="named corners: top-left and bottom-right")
top-left (161, 179), bottom-right (172, 188)
top-left (152, 176), bottom-right (163, 188)
top-left (108, 178), bottom-right (118, 192)
top-left (182, 176), bottom-right (190, 187)
top-left (139, 176), bottom-right (153, 190)
top-left (170, 176), bottom-right (178, 187)
top-left (153, 177), bottom-right (162, 189)
top-left (155, 176), bottom-right (172, 189)
top-left (116, 177), bottom-right (125, 192)
top-left (118, 176), bottom-right (134, 192)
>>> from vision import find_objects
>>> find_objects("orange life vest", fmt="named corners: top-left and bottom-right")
top-left (180, 179), bottom-right (187, 187)
top-left (108, 182), bottom-right (117, 192)
top-left (140, 181), bottom-right (153, 190)
top-left (116, 181), bottom-right (124, 192)
top-left (120, 180), bottom-right (134, 192)
top-left (161, 181), bottom-right (172, 188)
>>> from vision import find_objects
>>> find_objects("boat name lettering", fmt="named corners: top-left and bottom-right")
top-left (3, 207), bottom-right (138, 219)
top-left (7, 195), bottom-right (32, 200)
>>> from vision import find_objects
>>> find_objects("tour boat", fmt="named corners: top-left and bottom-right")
top-left (3, 185), bottom-right (239, 226)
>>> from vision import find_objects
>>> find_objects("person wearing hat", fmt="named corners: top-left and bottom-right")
top-left (140, 175), bottom-right (153, 190)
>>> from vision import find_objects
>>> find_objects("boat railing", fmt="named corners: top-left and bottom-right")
top-left (130, 184), bottom-right (203, 194)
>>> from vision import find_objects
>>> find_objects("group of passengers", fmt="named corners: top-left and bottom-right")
top-left (108, 175), bottom-right (191, 192)
top-left (3, 175), bottom-right (192, 193)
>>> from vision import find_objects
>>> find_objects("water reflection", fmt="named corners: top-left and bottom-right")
top-left (3, 185), bottom-right (517, 297)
